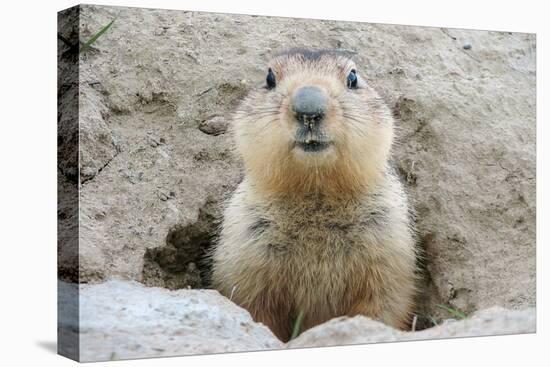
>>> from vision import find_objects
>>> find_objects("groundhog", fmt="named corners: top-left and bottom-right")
top-left (211, 49), bottom-right (418, 342)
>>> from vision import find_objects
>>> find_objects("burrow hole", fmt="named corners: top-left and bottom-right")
top-left (142, 199), bottom-right (219, 290)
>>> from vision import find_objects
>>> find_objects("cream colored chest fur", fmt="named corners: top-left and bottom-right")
top-left (212, 174), bottom-right (417, 336)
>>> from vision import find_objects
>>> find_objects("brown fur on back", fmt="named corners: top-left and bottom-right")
top-left (212, 49), bottom-right (418, 341)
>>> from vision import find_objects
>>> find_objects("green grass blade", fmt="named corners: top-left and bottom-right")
top-left (436, 304), bottom-right (467, 320)
top-left (290, 310), bottom-right (305, 340)
top-left (80, 19), bottom-right (115, 53)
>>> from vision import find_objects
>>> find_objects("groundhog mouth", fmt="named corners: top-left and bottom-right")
top-left (294, 125), bottom-right (332, 153)
top-left (295, 140), bottom-right (331, 152)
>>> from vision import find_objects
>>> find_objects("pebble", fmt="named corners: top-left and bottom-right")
top-left (157, 190), bottom-right (169, 201)
top-left (94, 211), bottom-right (106, 220)
top-left (198, 116), bottom-right (228, 136)
top-left (463, 42), bottom-right (472, 50)
top-left (147, 134), bottom-right (162, 147)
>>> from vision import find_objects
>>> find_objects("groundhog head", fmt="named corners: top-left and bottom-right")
top-left (232, 49), bottom-right (394, 195)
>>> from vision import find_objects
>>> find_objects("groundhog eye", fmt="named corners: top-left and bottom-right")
top-left (266, 68), bottom-right (276, 89)
top-left (347, 69), bottom-right (358, 89)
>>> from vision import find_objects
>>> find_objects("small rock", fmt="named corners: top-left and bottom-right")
top-left (147, 134), bottom-right (162, 147)
top-left (157, 190), bottom-right (169, 201)
top-left (94, 211), bottom-right (106, 220)
top-left (81, 166), bottom-right (98, 182)
top-left (199, 116), bottom-right (228, 136)
top-left (463, 42), bottom-right (472, 50)
top-left (389, 67), bottom-right (405, 76)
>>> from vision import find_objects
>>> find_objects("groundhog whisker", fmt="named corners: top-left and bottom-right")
top-left (342, 115), bottom-right (371, 137)
top-left (259, 118), bottom-right (279, 129)
top-left (245, 118), bottom-right (280, 140)
top-left (247, 113), bottom-right (279, 119)
top-left (236, 107), bottom-right (282, 112)
top-left (342, 113), bottom-right (365, 123)
top-left (235, 110), bottom-right (280, 116)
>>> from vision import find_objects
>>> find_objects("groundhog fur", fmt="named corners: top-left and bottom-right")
top-left (211, 49), bottom-right (419, 342)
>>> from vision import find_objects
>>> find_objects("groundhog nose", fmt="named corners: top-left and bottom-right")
top-left (292, 86), bottom-right (328, 124)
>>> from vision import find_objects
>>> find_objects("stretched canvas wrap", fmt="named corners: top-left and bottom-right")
top-left (57, 4), bottom-right (536, 362)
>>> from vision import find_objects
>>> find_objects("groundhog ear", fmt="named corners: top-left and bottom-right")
top-left (266, 68), bottom-right (276, 89)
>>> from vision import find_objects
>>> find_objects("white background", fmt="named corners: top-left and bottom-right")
top-left (0, 0), bottom-right (547, 365)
